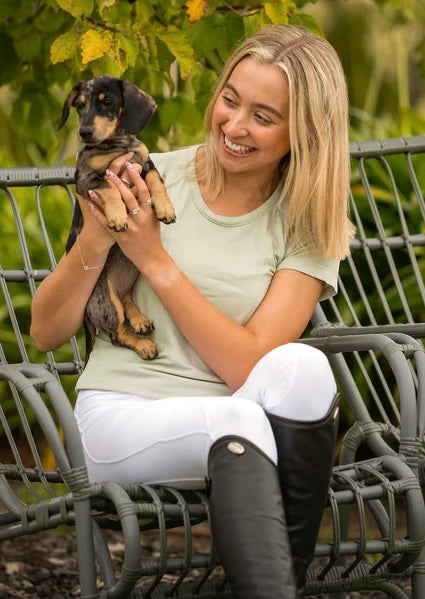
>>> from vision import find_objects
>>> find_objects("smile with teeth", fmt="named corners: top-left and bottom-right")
top-left (224, 135), bottom-right (255, 154)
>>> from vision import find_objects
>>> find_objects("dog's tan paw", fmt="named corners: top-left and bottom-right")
top-left (107, 216), bottom-right (128, 232)
top-left (129, 314), bottom-right (155, 336)
top-left (135, 339), bottom-right (158, 360)
top-left (153, 203), bottom-right (176, 225)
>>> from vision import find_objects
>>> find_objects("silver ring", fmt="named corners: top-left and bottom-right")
top-left (129, 206), bottom-right (141, 215)
top-left (121, 177), bottom-right (134, 188)
top-left (141, 199), bottom-right (152, 206)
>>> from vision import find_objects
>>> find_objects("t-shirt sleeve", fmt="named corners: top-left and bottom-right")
top-left (276, 249), bottom-right (340, 301)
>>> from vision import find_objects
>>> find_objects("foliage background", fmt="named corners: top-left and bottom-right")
top-left (0, 0), bottom-right (424, 436)
top-left (0, 0), bottom-right (423, 168)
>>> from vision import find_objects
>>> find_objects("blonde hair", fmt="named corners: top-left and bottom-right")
top-left (202, 24), bottom-right (355, 259)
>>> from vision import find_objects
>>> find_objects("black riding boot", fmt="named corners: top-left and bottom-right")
top-left (267, 393), bottom-right (340, 593)
top-left (208, 436), bottom-right (297, 599)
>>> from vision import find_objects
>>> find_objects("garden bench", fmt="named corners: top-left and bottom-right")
top-left (1, 135), bottom-right (425, 598)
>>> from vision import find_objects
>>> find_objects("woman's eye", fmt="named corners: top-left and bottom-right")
top-left (255, 113), bottom-right (272, 125)
top-left (222, 95), bottom-right (236, 107)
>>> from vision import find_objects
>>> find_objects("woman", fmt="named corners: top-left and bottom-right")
top-left (31, 24), bottom-right (354, 599)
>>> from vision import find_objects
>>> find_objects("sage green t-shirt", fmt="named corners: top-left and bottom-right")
top-left (76, 145), bottom-right (339, 398)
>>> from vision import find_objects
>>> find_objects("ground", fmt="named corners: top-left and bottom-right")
top-left (0, 527), bottom-right (412, 598)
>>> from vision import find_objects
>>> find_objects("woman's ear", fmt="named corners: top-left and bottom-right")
top-left (120, 80), bottom-right (157, 134)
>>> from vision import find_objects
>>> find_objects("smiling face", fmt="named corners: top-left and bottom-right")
top-left (211, 57), bottom-right (291, 184)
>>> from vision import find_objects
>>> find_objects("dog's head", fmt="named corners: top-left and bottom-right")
top-left (58, 76), bottom-right (157, 143)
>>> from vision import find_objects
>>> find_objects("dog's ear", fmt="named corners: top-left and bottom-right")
top-left (120, 80), bottom-right (157, 134)
top-left (58, 81), bottom-right (85, 130)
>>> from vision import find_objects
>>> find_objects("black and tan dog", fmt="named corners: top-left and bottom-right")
top-left (59, 75), bottom-right (175, 360)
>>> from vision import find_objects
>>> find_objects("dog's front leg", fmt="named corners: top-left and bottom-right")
top-left (123, 293), bottom-right (154, 336)
top-left (144, 163), bottom-right (176, 224)
top-left (94, 182), bottom-right (129, 232)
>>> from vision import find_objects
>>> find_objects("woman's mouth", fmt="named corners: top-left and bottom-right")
top-left (223, 134), bottom-right (255, 155)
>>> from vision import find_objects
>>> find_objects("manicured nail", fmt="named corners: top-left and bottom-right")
top-left (88, 189), bottom-right (98, 199)
top-left (126, 161), bottom-right (135, 172)
top-left (105, 169), bottom-right (117, 179)
top-left (127, 152), bottom-right (134, 159)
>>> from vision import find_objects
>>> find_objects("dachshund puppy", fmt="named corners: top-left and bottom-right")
top-left (59, 75), bottom-right (175, 360)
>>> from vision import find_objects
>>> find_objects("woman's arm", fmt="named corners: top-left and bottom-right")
top-left (98, 165), bottom-right (323, 391)
top-left (30, 200), bottom-right (114, 351)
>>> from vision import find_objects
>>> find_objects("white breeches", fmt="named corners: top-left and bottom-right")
top-left (74, 343), bottom-right (336, 488)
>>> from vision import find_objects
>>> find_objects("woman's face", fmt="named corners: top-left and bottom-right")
top-left (211, 57), bottom-right (291, 181)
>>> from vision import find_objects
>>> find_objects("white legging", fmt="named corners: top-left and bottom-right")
top-left (74, 343), bottom-right (336, 489)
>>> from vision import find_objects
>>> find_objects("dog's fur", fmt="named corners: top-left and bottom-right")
top-left (59, 75), bottom-right (175, 361)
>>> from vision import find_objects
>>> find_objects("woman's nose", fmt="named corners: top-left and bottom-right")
top-left (225, 111), bottom-right (249, 137)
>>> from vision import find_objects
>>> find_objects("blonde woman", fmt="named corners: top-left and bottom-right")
top-left (31, 24), bottom-right (354, 598)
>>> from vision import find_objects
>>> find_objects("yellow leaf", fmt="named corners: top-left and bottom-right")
top-left (264, 0), bottom-right (296, 24)
top-left (81, 29), bottom-right (114, 65)
top-left (98, 0), bottom-right (117, 9)
top-left (186, 0), bottom-right (206, 23)
top-left (50, 30), bottom-right (80, 64)
top-left (57, 0), bottom-right (94, 18)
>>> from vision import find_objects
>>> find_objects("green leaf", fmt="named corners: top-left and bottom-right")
top-left (14, 30), bottom-right (43, 61)
top-left (290, 12), bottom-right (324, 36)
top-left (50, 30), bottom-right (80, 64)
top-left (264, 0), bottom-right (296, 24)
top-left (57, 0), bottom-right (94, 18)
top-left (0, 34), bottom-right (20, 84)
top-left (156, 25), bottom-right (200, 79)
top-left (89, 54), bottom-right (123, 77)
top-left (116, 33), bottom-right (139, 69)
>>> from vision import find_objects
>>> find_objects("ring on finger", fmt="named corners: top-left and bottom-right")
top-left (129, 206), bottom-right (141, 215)
top-left (121, 177), bottom-right (134, 188)
top-left (141, 199), bottom-right (152, 206)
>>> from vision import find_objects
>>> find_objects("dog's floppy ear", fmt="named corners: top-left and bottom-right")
top-left (58, 81), bottom-right (85, 130)
top-left (120, 80), bottom-right (157, 134)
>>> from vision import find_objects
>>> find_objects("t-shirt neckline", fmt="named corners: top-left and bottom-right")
top-left (190, 146), bottom-right (283, 227)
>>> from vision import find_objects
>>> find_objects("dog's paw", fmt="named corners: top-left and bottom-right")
top-left (135, 338), bottom-right (158, 360)
top-left (129, 314), bottom-right (155, 336)
top-left (108, 219), bottom-right (128, 232)
top-left (153, 204), bottom-right (176, 225)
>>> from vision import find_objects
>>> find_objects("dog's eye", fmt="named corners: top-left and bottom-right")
top-left (102, 97), bottom-right (113, 107)
top-left (74, 101), bottom-right (85, 111)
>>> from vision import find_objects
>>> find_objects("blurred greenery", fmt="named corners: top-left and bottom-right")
top-left (1, 0), bottom-right (425, 442)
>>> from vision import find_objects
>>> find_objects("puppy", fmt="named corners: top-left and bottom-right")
top-left (59, 75), bottom-right (175, 360)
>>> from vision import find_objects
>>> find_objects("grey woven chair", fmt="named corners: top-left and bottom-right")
top-left (1, 138), bottom-right (425, 598)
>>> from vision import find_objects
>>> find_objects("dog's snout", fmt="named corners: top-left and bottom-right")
top-left (79, 126), bottom-right (94, 141)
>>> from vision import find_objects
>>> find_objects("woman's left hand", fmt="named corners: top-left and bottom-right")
top-left (89, 160), bottom-right (165, 272)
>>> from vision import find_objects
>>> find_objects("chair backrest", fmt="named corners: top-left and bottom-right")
top-left (313, 135), bottom-right (425, 334)
top-left (0, 166), bottom-right (83, 390)
top-left (310, 135), bottom-right (425, 461)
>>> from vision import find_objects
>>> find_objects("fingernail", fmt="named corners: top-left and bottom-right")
top-left (128, 152), bottom-right (134, 159)
top-left (126, 162), bottom-right (135, 171)
top-left (88, 189), bottom-right (98, 199)
top-left (105, 169), bottom-right (116, 179)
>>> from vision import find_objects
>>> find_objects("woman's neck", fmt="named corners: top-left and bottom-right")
top-left (196, 146), bottom-right (280, 217)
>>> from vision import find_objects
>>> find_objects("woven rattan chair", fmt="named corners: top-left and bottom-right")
top-left (1, 137), bottom-right (425, 598)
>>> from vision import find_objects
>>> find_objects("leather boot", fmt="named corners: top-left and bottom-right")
top-left (267, 393), bottom-right (340, 593)
top-left (208, 436), bottom-right (297, 599)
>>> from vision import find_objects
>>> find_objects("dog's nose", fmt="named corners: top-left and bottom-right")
top-left (79, 126), bottom-right (94, 141)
